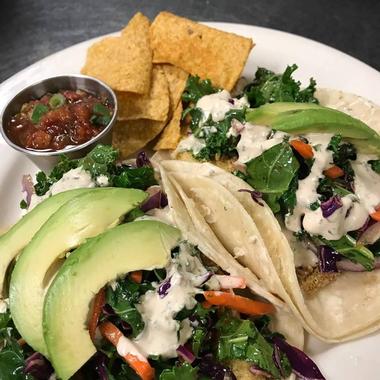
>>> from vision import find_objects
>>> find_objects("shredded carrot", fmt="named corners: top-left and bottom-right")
top-left (203, 291), bottom-right (275, 315)
top-left (323, 165), bottom-right (345, 179)
top-left (17, 338), bottom-right (26, 347)
top-left (202, 301), bottom-right (212, 309)
top-left (130, 270), bottom-right (143, 284)
top-left (370, 209), bottom-right (380, 222)
top-left (290, 139), bottom-right (314, 159)
top-left (99, 321), bottom-right (155, 380)
top-left (88, 287), bottom-right (106, 342)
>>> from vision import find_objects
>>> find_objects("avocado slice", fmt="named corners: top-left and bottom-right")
top-left (0, 188), bottom-right (92, 297)
top-left (246, 103), bottom-right (380, 154)
top-left (10, 188), bottom-right (146, 357)
top-left (43, 220), bottom-right (180, 380)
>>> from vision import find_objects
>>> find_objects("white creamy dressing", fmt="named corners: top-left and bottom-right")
top-left (133, 243), bottom-right (212, 358)
top-left (28, 167), bottom-right (109, 210)
top-left (279, 224), bottom-right (318, 267)
top-left (302, 194), bottom-right (368, 240)
top-left (117, 335), bottom-right (146, 361)
top-left (352, 155), bottom-right (380, 213)
top-left (137, 206), bottom-right (175, 226)
top-left (176, 134), bottom-right (206, 155)
top-left (0, 298), bottom-right (8, 314)
top-left (196, 90), bottom-right (249, 123)
top-left (176, 90), bottom-right (248, 155)
top-left (285, 135), bottom-right (379, 240)
top-left (236, 124), bottom-right (288, 163)
top-left (286, 134), bottom-right (334, 234)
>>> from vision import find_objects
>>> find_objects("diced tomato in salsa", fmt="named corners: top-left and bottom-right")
top-left (5, 89), bottom-right (113, 151)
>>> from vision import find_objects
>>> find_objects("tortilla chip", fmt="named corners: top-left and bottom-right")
top-left (81, 13), bottom-right (152, 93)
top-left (112, 119), bottom-right (166, 158)
top-left (150, 12), bottom-right (254, 91)
top-left (156, 64), bottom-right (188, 112)
top-left (117, 67), bottom-right (170, 121)
top-left (154, 103), bottom-right (183, 150)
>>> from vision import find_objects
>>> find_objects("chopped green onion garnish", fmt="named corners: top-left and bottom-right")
top-left (20, 199), bottom-right (28, 209)
top-left (49, 93), bottom-right (66, 108)
top-left (31, 104), bottom-right (49, 124)
top-left (91, 103), bottom-right (112, 126)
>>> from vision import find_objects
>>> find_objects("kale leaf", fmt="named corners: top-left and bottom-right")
top-left (0, 310), bottom-right (11, 329)
top-left (319, 235), bottom-right (375, 270)
top-left (368, 159), bottom-right (380, 174)
top-left (112, 167), bottom-right (157, 190)
top-left (0, 328), bottom-right (32, 380)
top-left (159, 363), bottom-right (198, 380)
top-left (244, 65), bottom-right (318, 108)
top-left (215, 313), bottom-right (291, 378)
top-left (33, 144), bottom-right (157, 196)
top-left (34, 154), bottom-right (79, 195)
top-left (192, 109), bottom-right (246, 161)
top-left (182, 75), bottom-right (219, 104)
top-left (106, 278), bottom-right (153, 338)
top-left (327, 134), bottom-right (356, 179)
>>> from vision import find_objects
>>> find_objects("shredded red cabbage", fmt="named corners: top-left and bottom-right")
top-left (320, 195), bottom-right (342, 218)
top-left (249, 365), bottom-right (272, 378)
top-left (136, 151), bottom-right (151, 167)
top-left (238, 189), bottom-right (264, 206)
top-left (318, 245), bottom-right (340, 273)
top-left (102, 303), bottom-right (116, 317)
top-left (337, 257), bottom-right (380, 272)
top-left (21, 174), bottom-right (35, 207)
top-left (24, 352), bottom-right (53, 380)
top-left (140, 191), bottom-right (168, 212)
top-left (272, 343), bottom-right (286, 378)
top-left (273, 337), bottom-right (325, 380)
top-left (158, 276), bottom-right (172, 298)
top-left (92, 352), bottom-right (110, 380)
top-left (176, 345), bottom-right (196, 364)
top-left (199, 354), bottom-right (236, 380)
top-left (193, 271), bottom-right (213, 286)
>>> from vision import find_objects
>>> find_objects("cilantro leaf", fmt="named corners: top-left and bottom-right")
top-left (159, 363), bottom-right (198, 380)
top-left (244, 64), bottom-right (318, 108)
top-left (182, 75), bottom-right (219, 104)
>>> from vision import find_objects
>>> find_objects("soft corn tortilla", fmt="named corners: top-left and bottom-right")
top-left (158, 89), bottom-right (380, 342)
top-left (159, 162), bottom-right (304, 350)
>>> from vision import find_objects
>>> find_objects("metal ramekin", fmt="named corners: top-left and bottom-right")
top-left (0, 74), bottom-right (118, 171)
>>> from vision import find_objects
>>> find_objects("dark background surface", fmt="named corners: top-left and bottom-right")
top-left (0, 0), bottom-right (379, 83)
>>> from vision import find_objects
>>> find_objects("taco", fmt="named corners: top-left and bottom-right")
top-left (0, 145), bottom-right (324, 380)
top-left (158, 71), bottom-right (380, 342)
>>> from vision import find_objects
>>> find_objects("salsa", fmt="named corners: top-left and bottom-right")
top-left (5, 89), bottom-right (114, 151)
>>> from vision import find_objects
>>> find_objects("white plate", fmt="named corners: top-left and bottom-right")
top-left (0, 22), bottom-right (379, 379)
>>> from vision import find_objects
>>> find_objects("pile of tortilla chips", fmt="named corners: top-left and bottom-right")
top-left (81, 11), bottom-right (253, 157)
